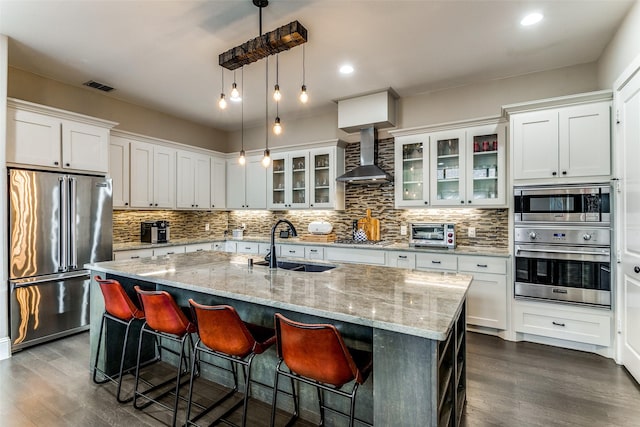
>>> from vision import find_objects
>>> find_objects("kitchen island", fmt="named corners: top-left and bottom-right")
top-left (87, 251), bottom-right (471, 426)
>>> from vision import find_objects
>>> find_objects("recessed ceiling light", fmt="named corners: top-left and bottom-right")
top-left (339, 64), bottom-right (354, 74)
top-left (521, 12), bottom-right (543, 26)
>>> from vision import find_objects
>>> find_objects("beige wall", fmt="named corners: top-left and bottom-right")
top-left (8, 67), bottom-right (229, 152)
top-left (229, 62), bottom-right (601, 150)
top-left (598, 0), bottom-right (640, 88)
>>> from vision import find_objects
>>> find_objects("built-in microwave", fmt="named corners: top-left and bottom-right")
top-left (514, 184), bottom-right (610, 224)
top-left (410, 223), bottom-right (456, 249)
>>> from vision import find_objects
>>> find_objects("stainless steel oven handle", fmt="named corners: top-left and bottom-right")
top-left (515, 247), bottom-right (609, 257)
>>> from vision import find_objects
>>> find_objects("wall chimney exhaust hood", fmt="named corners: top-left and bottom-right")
top-left (336, 90), bottom-right (397, 185)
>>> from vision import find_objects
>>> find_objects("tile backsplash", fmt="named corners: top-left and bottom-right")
top-left (114, 138), bottom-right (508, 248)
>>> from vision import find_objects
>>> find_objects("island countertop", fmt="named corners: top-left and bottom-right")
top-left (87, 250), bottom-right (472, 341)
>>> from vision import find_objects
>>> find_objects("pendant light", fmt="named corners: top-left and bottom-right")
top-left (299, 45), bottom-right (308, 103)
top-left (273, 54), bottom-right (281, 101)
top-left (218, 67), bottom-right (227, 109)
top-left (262, 57), bottom-right (271, 168)
top-left (230, 70), bottom-right (241, 102)
top-left (238, 67), bottom-right (246, 165)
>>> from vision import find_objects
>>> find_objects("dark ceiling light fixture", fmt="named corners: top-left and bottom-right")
top-left (218, 0), bottom-right (308, 71)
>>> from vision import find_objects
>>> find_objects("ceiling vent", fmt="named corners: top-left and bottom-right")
top-left (83, 80), bottom-right (115, 92)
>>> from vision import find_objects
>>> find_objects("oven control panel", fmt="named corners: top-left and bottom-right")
top-left (514, 227), bottom-right (610, 246)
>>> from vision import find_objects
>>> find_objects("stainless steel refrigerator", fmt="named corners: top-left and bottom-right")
top-left (8, 169), bottom-right (112, 351)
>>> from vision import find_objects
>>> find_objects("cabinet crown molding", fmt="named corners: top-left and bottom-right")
top-left (390, 116), bottom-right (505, 137)
top-left (8, 97), bottom-right (118, 129)
top-left (111, 128), bottom-right (225, 157)
top-left (501, 89), bottom-right (613, 118)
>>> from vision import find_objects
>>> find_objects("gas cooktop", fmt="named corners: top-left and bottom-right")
top-left (334, 239), bottom-right (393, 246)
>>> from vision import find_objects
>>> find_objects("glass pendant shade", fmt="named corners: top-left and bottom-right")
top-left (262, 149), bottom-right (271, 168)
top-left (299, 85), bottom-right (308, 103)
top-left (218, 93), bottom-right (227, 109)
top-left (273, 84), bottom-right (281, 101)
top-left (238, 149), bottom-right (246, 165)
top-left (230, 82), bottom-right (240, 101)
top-left (273, 117), bottom-right (282, 135)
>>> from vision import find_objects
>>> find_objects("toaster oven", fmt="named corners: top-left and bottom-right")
top-left (410, 223), bottom-right (456, 249)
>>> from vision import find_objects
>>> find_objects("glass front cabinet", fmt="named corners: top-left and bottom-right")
top-left (394, 121), bottom-right (506, 208)
top-left (394, 134), bottom-right (430, 207)
top-left (268, 151), bottom-right (309, 209)
top-left (268, 145), bottom-right (345, 210)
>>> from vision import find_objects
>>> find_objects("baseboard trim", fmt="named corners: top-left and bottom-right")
top-left (0, 337), bottom-right (12, 360)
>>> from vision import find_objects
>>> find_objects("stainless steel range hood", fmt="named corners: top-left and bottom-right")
top-left (336, 90), bottom-right (396, 185)
top-left (336, 127), bottom-right (393, 184)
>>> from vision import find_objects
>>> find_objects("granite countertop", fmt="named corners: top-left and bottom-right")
top-left (113, 236), bottom-right (510, 257)
top-left (87, 251), bottom-right (472, 340)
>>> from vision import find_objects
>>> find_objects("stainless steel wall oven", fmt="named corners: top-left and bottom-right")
top-left (514, 184), bottom-right (612, 308)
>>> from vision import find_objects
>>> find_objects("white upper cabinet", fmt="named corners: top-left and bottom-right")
top-left (226, 155), bottom-right (266, 209)
top-left (507, 92), bottom-right (612, 183)
top-left (6, 98), bottom-right (116, 173)
top-left (176, 150), bottom-right (210, 209)
top-left (109, 136), bottom-right (130, 208)
top-left (266, 144), bottom-right (345, 210)
top-left (395, 134), bottom-right (430, 207)
top-left (393, 119), bottom-right (506, 208)
top-left (268, 151), bottom-right (310, 209)
top-left (130, 140), bottom-right (176, 208)
top-left (210, 156), bottom-right (226, 209)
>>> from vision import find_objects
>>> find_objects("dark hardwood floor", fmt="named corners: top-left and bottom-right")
top-left (1, 331), bottom-right (638, 426)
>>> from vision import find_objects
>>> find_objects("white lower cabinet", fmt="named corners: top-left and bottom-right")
top-left (513, 300), bottom-right (611, 346)
top-left (154, 246), bottom-right (186, 256)
top-left (279, 244), bottom-right (305, 258)
top-left (305, 246), bottom-right (324, 260)
top-left (458, 256), bottom-right (508, 330)
top-left (237, 242), bottom-right (260, 254)
top-left (386, 251), bottom-right (416, 269)
top-left (325, 247), bottom-right (386, 266)
top-left (185, 243), bottom-right (213, 253)
top-left (415, 252), bottom-right (457, 271)
top-left (112, 248), bottom-right (154, 261)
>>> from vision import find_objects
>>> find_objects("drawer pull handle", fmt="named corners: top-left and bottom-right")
top-left (166, 252), bottom-right (175, 255)
top-left (432, 260), bottom-right (442, 264)
top-left (399, 255), bottom-right (408, 259)
top-left (245, 247), bottom-right (252, 250)
top-left (476, 264), bottom-right (488, 268)
top-left (130, 256), bottom-right (140, 259)
top-left (289, 250), bottom-right (296, 253)
top-left (552, 321), bottom-right (566, 327)
top-left (552, 288), bottom-right (568, 294)
top-left (310, 249), bottom-right (318, 253)
top-left (196, 249), bottom-right (204, 252)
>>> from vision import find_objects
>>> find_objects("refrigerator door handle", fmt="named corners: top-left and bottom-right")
top-left (59, 176), bottom-right (68, 272)
top-left (10, 270), bottom-right (90, 287)
top-left (69, 176), bottom-right (78, 270)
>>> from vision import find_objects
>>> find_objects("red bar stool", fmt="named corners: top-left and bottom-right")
top-left (133, 286), bottom-right (197, 427)
top-left (271, 313), bottom-right (373, 427)
top-left (93, 276), bottom-right (145, 403)
top-left (185, 300), bottom-right (276, 427)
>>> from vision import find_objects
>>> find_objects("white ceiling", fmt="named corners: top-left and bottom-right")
top-left (0, 0), bottom-right (634, 132)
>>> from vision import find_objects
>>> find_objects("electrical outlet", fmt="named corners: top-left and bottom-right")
top-left (468, 227), bottom-right (476, 238)
top-left (400, 225), bottom-right (407, 236)
top-left (204, 223), bottom-right (210, 231)
top-left (241, 223), bottom-right (246, 230)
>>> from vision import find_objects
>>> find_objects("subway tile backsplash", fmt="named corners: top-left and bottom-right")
top-left (114, 138), bottom-right (508, 248)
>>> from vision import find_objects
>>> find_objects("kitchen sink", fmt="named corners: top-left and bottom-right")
top-left (253, 260), bottom-right (336, 272)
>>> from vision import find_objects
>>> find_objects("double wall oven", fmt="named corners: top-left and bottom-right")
top-left (513, 184), bottom-right (611, 308)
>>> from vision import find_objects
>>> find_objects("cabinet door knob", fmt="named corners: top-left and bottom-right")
top-left (54, 161), bottom-right (59, 166)
top-left (460, 200), bottom-right (464, 204)
top-left (212, 204), bottom-right (215, 208)
top-left (562, 171), bottom-right (567, 175)
top-left (634, 266), bottom-right (640, 274)
top-left (468, 200), bottom-right (472, 204)
top-left (424, 201), bottom-right (428, 205)
top-left (155, 203), bottom-right (158, 206)
top-left (149, 203), bottom-right (153, 207)
top-left (125, 202), bottom-right (129, 206)
top-left (552, 171), bottom-right (557, 176)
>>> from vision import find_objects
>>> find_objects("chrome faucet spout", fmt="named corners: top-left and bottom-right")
top-left (269, 219), bottom-right (298, 269)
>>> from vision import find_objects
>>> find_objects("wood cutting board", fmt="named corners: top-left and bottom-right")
top-left (357, 209), bottom-right (380, 241)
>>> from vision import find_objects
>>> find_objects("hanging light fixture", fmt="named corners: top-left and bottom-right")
top-left (299, 45), bottom-right (308, 103)
top-left (238, 67), bottom-right (246, 165)
top-left (273, 54), bottom-right (281, 101)
top-left (262, 56), bottom-right (271, 168)
top-left (230, 70), bottom-right (241, 102)
top-left (218, 67), bottom-right (227, 109)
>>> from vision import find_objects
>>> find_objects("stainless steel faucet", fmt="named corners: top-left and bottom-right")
top-left (268, 219), bottom-right (298, 269)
